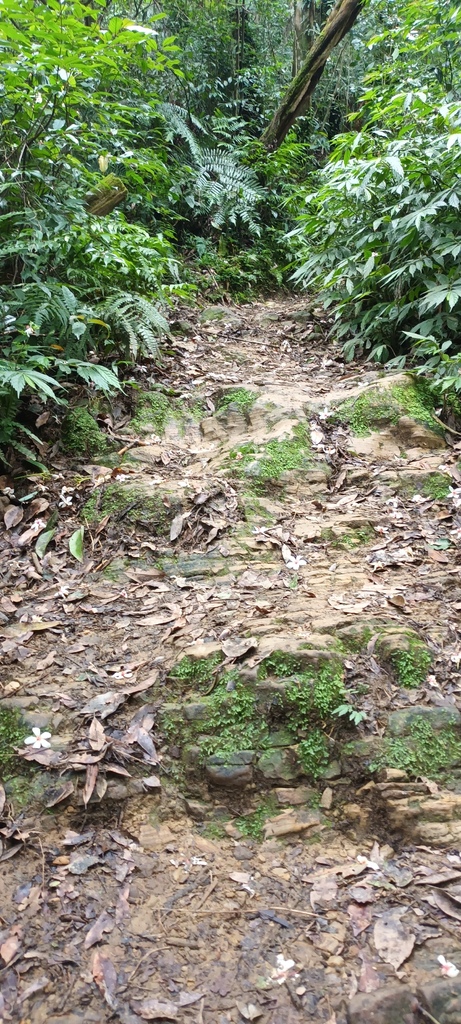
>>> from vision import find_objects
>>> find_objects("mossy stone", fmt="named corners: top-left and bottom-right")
top-left (257, 746), bottom-right (303, 782)
top-left (333, 376), bottom-right (440, 438)
top-left (62, 408), bottom-right (109, 458)
top-left (82, 483), bottom-right (180, 534)
top-left (387, 706), bottom-right (461, 737)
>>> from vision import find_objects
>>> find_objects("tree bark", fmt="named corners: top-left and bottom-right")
top-left (261, 0), bottom-right (364, 150)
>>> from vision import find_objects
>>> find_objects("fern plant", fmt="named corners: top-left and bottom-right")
top-left (98, 292), bottom-right (168, 361)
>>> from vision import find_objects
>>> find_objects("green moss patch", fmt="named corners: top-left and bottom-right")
top-left (374, 720), bottom-right (461, 779)
top-left (234, 796), bottom-right (278, 840)
top-left (82, 483), bottom-right (179, 533)
top-left (332, 525), bottom-right (375, 550)
top-left (421, 472), bottom-right (451, 500)
top-left (377, 631), bottom-right (432, 688)
top-left (334, 379), bottom-right (439, 437)
top-left (62, 408), bottom-right (109, 458)
top-left (130, 389), bottom-right (183, 436)
top-left (216, 388), bottom-right (257, 416)
top-left (200, 679), bottom-right (268, 759)
top-left (298, 729), bottom-right (330, 779)
top-left (169, 653), bottom-right (223, 692)
top-left (227, 424), bottom-right (314, 490)
top-left (0, 708), bottom-right (28, 775)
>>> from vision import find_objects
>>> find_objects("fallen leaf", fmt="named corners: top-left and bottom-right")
top-left (92, 949), bottom-right (117, 1010)
top-left (178, 991), bottom-right (205, 1007)
top-left (0, 933), bottom-right (20, 964)
top-left (310, 875), bottom-right (338, 910)
top-left (89, 717), bottom-right (106, 751)
top-left (221, 636), bottom-right (258, 659)
top-left (68, 853), bottom-right (100, 875)
top-left (83, 764), bottom-right (99, 806)
top-left (4, 506), bottom-right (24, 529)
top-left (347, 902), bottom-right (373, 936)
top-left (429, 889), bottom-right (461, 922)
top-left (44, 781), bottom-right (74, 808)
top-left (141, 775), bottom-right (161, 789)
top-left (236, 1001), bottom-right (262, 1021)
top-left (373, 909), bottom-right (415, 970)
top-left (135, 998), bottom-right (178, 1020)
top-left (0, 783), bottom-right (5, 816)
top-left (18, 975), bottom-right (50, 1002)
top-left (84, 911), bottom-right (114, 949)
top-left (170, 514), bottom-right (185, 541)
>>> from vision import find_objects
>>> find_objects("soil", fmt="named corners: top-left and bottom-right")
top-left (1, 297), bottom-right (461, 1024)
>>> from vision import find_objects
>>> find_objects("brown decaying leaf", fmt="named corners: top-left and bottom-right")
top-left (89, 717), bottom-right (106, 751)
top-left (429, 888), bottom-right (461, 922)
top-left (135, 998), bottom-right (178, 1020)
top-left (83, 764), bottom-right (99, 806)
top-left (373, 910), bottom-right (415, 970)
top-left (0, 932), bottom-right (21, 965)
top-left (0, 783), bottom-right (5, 817)
top-left (84, 910), bottom-right (114, 949)
top-left (347, 902), bottom-right (373, 936)
top-left (44, 781), bottom-right (74, 808)
top-left (92, 949), bottom-right (118, 1010)
top-left (222, 636), bottom-right (258, 659)
top-left (4, 505), bottom-right (24, 529)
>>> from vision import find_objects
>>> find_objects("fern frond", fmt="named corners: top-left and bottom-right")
top-left (158, 102), bottom-right (205, 161)
top-left (98, 291), bottom-right (168, 360)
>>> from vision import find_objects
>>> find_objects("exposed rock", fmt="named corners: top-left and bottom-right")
top-left (347, 985), bottom-right (416, 1024)
top-left (387, 705), bottom-right (461, 736)
top-left (275, 786), bottom-right (316, 806)
top-left (321, 760), bottom-right (342, 780)
top-left (183, 702), bottom-right (209, 722)
top-left (391, 415), bottom-right (445, 449)
top-left (417, 977), bottom-right (461, 1023)
top-left (257, 746), bottom-right (303, 782)
top-left (382, 788), bottom-right (461, 846)
top-left (205, 751), bottom-right (254, 788)
top-left (320, 787), bottom-right (333, 809)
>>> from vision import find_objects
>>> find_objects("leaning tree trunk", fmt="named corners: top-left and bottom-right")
top-left (261, 0), bottom-right (364, 150)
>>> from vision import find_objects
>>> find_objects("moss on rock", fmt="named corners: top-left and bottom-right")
top-left (376, 630), bottom-right (432, 688)
top-left (0, 708), bottom-right (28, 775)
top-left (82, 483), bottom-right (180, 533)
top-left (62, 407), bottom-right (109, 458)
top-left (334, 377), bottom-right (439, 438)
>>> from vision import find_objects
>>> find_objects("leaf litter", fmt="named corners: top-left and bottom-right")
top-left (1, 299), bottom-right (461, 1021)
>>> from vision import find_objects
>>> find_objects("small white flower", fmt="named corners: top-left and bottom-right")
top-left (24, 727), bottom-right (52, 749)
top-left (437, 955), bottom-right (459, 978)
top-left (357, 855), bottom-right (380, 871)
top-left (271, 954), bottom-right (298, 985)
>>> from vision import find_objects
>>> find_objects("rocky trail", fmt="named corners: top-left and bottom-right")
top-left (1, 297), bottom-right (461, 1024)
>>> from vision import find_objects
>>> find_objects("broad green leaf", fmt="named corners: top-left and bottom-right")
top-left (69, 526), bottom-right (85, 563)
top-left (36, 528), bottom-right (55, 558)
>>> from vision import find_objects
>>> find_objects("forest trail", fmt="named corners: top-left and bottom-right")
top-left (1, 297), bottom-right (461, 1023)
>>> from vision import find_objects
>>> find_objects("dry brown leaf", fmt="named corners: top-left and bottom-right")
top-left (429, 889), bottom-right (461, 922)
top-left (84, 910), bottom-right (114, 949)
top-left (4, 505), bottom-right (24, 529)
top-left (92, 949), bottom-right (117, 1009)
top-left (83, 764), bottom-right (99, 806)
top-left (221, 636), bottom-right (258, 659)
top-left (135, 998), bottom-right (178, 1020)
top-left (347, 902), bottom-right (373, 936)
top-left (89, 717), bottom-right (106, 751)
top-left (0, 933), bottom-right (20, 964)
top-left (44, 781), bottom-right (74, 808)
top-left (373, 910), bottom-right (415, 970)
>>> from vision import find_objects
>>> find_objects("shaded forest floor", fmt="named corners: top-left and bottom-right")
top-left (1, 297), bottom-right (461, 1023)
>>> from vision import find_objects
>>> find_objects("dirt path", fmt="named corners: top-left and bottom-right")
top-left (1, 297), bottom-right (461, 1023)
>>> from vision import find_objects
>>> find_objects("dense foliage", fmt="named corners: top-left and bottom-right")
top-left (1, 0), bottom-right (461, 464)
top-left (291, 0), bottom-right (461, 394)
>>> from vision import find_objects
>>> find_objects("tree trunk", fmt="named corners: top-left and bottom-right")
top-left (261, 0), bottom-right (364, 150)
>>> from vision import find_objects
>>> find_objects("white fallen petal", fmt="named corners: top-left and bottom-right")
top-left (32, 727), bottom-right (41, 737)
top-left (24, 735), bottom-right (37, 745)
